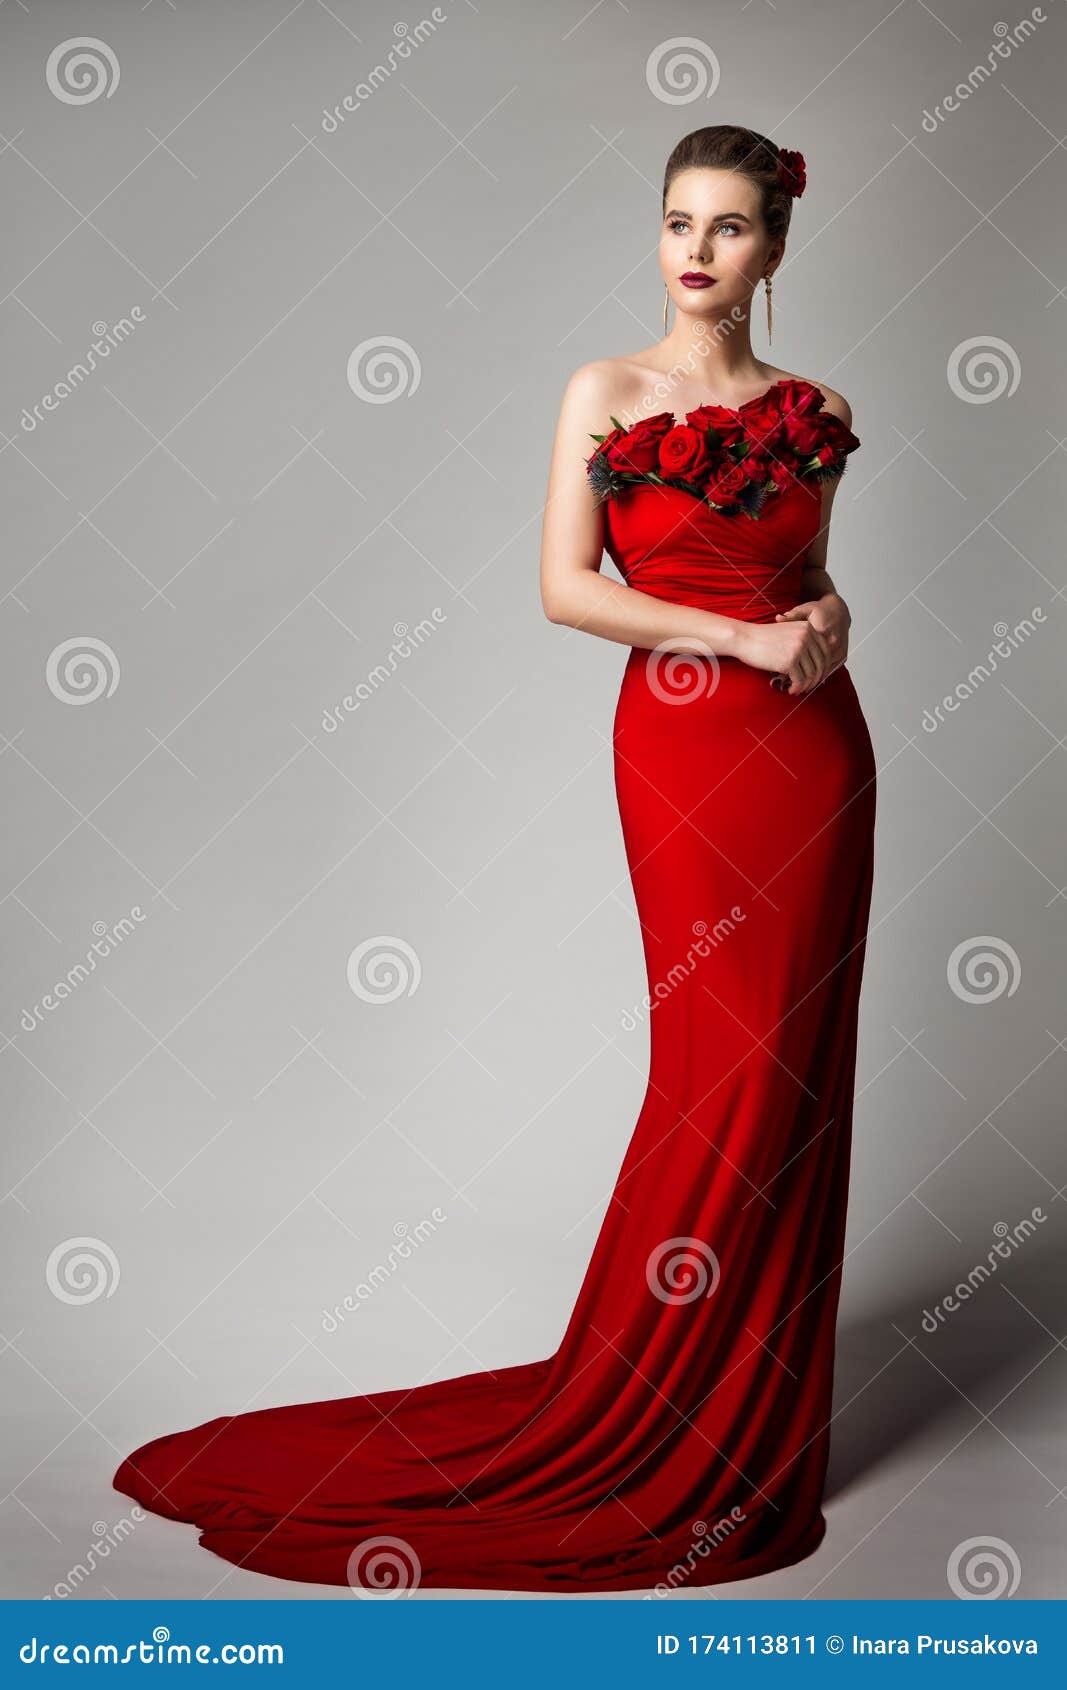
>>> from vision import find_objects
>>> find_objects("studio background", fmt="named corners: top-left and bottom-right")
top-left (1, 0), bottom-right (1064, 1600)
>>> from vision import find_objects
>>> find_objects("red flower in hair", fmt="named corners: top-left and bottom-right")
top-left (776, 148), bottom-right (807, 198)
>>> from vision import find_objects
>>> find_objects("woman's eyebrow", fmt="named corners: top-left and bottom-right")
top-left (664, 208), bottom-right (752, 223)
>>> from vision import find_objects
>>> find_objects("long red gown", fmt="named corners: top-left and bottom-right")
top-left (114, 423), bottom-right (876, 1594)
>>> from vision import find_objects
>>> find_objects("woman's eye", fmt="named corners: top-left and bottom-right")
top-left (667, 218), bottom-right (741, 236)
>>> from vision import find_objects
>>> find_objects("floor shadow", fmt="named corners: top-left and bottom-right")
top-left (825, 1224), bottom-right (1063, 1502)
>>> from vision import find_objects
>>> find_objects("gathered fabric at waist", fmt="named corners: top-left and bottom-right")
top-left (603, 479), bottom-right (818, 625)
top-left (615, 562), bottom-right (803, 623)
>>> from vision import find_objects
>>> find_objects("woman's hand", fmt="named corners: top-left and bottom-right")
top-left (774, 592), bottom-right (851, 678)
top-left (732, 619), bottom-right (834, 696)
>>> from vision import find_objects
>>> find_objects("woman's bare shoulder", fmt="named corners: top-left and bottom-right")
top-left (559, 352), bottom-right (662, 425)
top-left (791, 372), bottom-right (853, 430)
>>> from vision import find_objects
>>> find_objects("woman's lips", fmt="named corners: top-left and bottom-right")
top-left (680, 273), bottom-right (715, 289)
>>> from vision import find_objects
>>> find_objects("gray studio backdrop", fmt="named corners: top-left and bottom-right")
top-left (2, 0), bottom-right (1064, 1601)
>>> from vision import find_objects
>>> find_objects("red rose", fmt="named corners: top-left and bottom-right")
top-left (769, 458), bottom-right (799, 490)
top-left (707, 462), bottom-right (748, 507)
top-left (777, 149), bottom-right (807, 198)
top-left (781, 414), bottom-right (827, 455)
top-left (737, 394), bottom-right (785, 452)
top-left (685, 404), bottom-right (745, 448)
top-left (775, 378), bottom-right (824, 420)
top-left (587, 426), bottom-right (626, 471)
top-left (605, 412), bottom-right (674, 473)
top-left (818, 413), bottom-right (861, 458)
top-left (657, 425), bottom-right (711, 481)
top-left (785, 410), bottom-right (861, 460)
top-left (737, 449), bottom-right (770, 482)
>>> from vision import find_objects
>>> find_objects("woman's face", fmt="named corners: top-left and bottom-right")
top-left (658, 167), bottom-right (781, 327)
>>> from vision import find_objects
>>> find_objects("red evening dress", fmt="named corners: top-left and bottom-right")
top-left (114, 383), bottom-right (876, 1593)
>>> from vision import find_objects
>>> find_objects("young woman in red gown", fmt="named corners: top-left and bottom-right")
top-left (114, 126), bottom-right (876, 1594)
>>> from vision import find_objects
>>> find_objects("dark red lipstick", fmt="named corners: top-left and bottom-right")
top-left (680, 272), bottom-right (715, 289)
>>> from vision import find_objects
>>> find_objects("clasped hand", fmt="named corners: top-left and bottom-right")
top-left (733, 593), bottom-right (851, 697)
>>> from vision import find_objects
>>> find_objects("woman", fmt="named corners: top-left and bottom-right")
top-left (114, 125), bottom-right (876, 1594)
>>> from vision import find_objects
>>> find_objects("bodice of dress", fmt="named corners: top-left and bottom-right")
top-left (602, 478), bottom-right (822, 624)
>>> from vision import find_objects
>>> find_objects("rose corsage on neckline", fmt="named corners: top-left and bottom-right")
top-left (586, 378), bottom-right (860, 520)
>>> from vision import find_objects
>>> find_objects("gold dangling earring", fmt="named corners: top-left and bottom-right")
top-left (764, 274), bottom-right (773, 344)
top-left (663, 282), bottom-right (670, 335)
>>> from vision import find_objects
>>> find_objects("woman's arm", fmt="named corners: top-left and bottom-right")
top-left (539, 366), bottom-right (744, 656)
top-left (540, 366), bottom-right (833, 691)
top-left (774, 392), bottom-right (855, 675)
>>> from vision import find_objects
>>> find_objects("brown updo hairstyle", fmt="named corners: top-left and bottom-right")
top-left (662, 126), bottom-right (795, 246)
